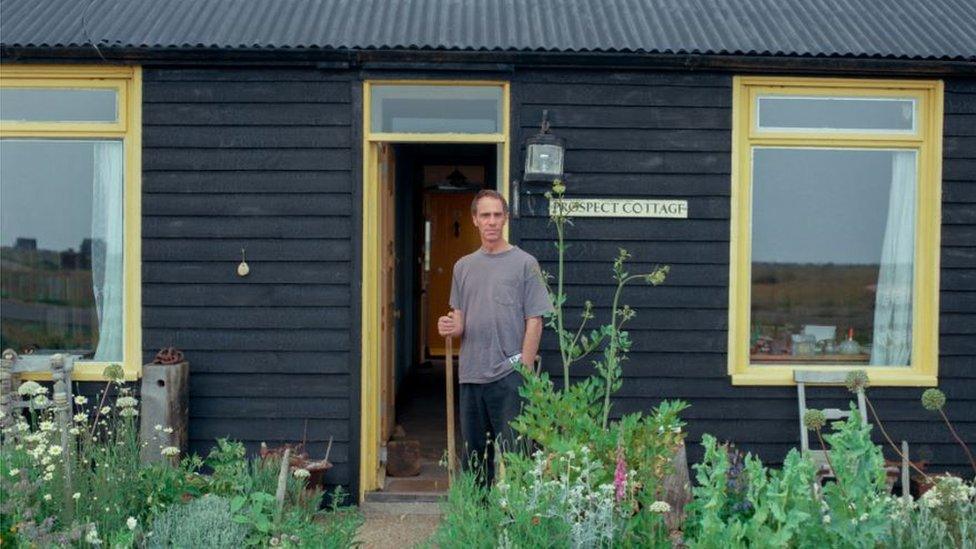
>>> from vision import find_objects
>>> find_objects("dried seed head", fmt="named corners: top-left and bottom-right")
top-left (845, 370), bottom-right (869, 393)
top-left (803, 409), bottom-right (827, 431)
top-left (921, 388), bottom-right (946, 411)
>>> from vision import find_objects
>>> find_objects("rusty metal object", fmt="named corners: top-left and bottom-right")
top-left (153, 347), bottom-right (185, 365)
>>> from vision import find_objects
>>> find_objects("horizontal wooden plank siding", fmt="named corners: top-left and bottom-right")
top-left (513, 70), bottom-right (976, 473)
top-left (142, 68), bottom-right (355, 488)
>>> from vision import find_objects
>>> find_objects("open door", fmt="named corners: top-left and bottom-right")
top-left (378, 144), bottom-right (397, 446)
top-left (424, 191), bottom-right (480, 356)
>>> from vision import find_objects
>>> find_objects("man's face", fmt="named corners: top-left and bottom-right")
top-left (472, 196), bottom-right (507, 244)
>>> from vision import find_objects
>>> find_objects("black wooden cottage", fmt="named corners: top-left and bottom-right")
top-left (2, 0), bottom-right (974, 501)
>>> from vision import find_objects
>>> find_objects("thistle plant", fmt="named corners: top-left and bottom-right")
top-left (844, 370), bottom-right (929, 481)
top-left (921, 388), bottom-right (976, 475)
top-left (543, 179), bottom-right (669, 427)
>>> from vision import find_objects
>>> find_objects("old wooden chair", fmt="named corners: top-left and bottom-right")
top-left (795, 369), bottom-right (908, 496)
top-left (795, 370), bottom-right (868, 477)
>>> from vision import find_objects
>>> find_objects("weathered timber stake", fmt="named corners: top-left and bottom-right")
top-left (276, 448), bottom-right (291, 515)
top-left (662, 441), bottom-right (692, 532)
top-left (139, 360), bottom-right (189, 462)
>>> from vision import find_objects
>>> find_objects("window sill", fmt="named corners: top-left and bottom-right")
top-left (18, 361), bottom-right (141, 382)
top-left (731, 366), bottom-right (936, 387)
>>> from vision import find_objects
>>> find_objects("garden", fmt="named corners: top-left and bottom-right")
top-left (431, 180), bottom-right (976, 548)
top-left (2, 179), bottom-right (974, 548)
top-left (0, 365), bottom-right (361, 548)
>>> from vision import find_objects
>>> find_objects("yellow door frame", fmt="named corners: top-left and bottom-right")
top-left (359, 80), bottom-right (511, 500)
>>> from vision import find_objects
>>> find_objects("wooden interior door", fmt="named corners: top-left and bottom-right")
top-left (379, 144), bottom-right (397, 442)
top-left (425, 191), bottom-right (480, 356)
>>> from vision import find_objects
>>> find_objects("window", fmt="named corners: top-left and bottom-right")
top-left (729, 77), bottom-right (942, 386)
top-left (0, 66), bottom-right (142, 381)
top-left (369, 84), bottom-right (504, 134)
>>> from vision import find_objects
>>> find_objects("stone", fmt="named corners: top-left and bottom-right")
top-left (386, 439), bottom-right (421, 477)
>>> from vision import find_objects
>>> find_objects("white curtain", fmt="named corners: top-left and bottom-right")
top-left (91, 142), bottom-right (124, 362)
top-left (870, 151), bottom-right (916, 366)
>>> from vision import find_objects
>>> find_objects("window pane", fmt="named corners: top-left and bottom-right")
top-left (750, 148), bottom-right (916, 366)
top-left (371, 85), bottom-right (502, 133)
top-left (0, 88), bottom-right (118, 122)
top-left (757, 96), bottom-right (915, 132)
top-left (1, 140), bottom-right (124, 361)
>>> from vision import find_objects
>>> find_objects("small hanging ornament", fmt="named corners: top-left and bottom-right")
top-left (237, 248), bottom-right (250, 277)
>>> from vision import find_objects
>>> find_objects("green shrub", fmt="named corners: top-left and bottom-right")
top-left (147, 494), bottom-right (248, 549)
top-left (887, 476), bottom-right (976, 548)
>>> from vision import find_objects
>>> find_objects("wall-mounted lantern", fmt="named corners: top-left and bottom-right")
top-left (523, 109), bottom-right (564, 182)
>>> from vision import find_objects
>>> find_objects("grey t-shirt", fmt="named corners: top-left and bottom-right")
top-left (449, 245), bottom-right (553, 384)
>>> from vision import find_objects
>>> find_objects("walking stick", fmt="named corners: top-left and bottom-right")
top-left (445, 335), bottom-right (457, 479)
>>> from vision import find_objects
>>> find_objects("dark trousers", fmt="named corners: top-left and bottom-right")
top-left (458, 370), bottom-right (523, 488)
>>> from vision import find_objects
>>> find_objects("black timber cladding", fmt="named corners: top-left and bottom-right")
top-left (513, 69), bottom-right (976, 472)
top-left (141, 68), bottom-right (355, 488)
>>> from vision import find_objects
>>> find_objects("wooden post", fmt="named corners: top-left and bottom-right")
top-left (445, 336), bottom-right (457, 478)
top-left (901, 440), bottom-right (910, 500)
top-left (50, 354), bottom-right (74, 523)
top-left (0, 350), bottom-right (15, 432)
top-left (275, 448), bottom-right (291, 516)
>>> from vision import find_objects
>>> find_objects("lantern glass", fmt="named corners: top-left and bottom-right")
top-left (525, 143), bottom-right (564, 179)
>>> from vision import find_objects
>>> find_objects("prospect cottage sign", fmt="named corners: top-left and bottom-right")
top-left (550, 198), bottom-right (689, 218)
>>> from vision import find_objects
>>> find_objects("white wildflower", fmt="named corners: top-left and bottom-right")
top-left (73, 413), bottom-right (88, 423)
top-left (72, 492), bottom-right (81, 500)
top-left (119, 408), bottom-right (138, 418)
top-left (45, 464), bottom-right (56, 473)
top-left (126, 517), bottom-right (137, 530)
top-left (17, 381), bottom-right (42, 396)
top-left (162, 427), bottom-right (174, 434)
top-left (8, 469), bottom-right (19, 477)
top-left (859, 513), bottom-right (869, 522)
top-left (85, 526), bottom-right (101, 546)
top-left (161, 446), bottom-right (180, 457)
top-left (43, 472), bottom-right (53, 481)
top-left (154, 424), bottom-right (163, 431)
top-left (74, 395), bottom-right (88, 405)
top-left (649, 501), bottom-right (671, 514)
top-left (43, 494), bottom-right (52, 501)
top-left (69, 428), bottom-right (79, 435)
top-left (34, 386), bottom-right (49, 395)
top-left (100, 406), bottom-right (111, 415)
top-left (292, 468), bottom-right (311, 479)
top-left (823, 514), bottom-right (832, 524)
top-left (116, 396), bottom-right (138, 408)
top-left (33, 395), bottom-right (50, 407)
top-left (39, 420), bottom-right (55, 432)
top-left (40, 456), bottom-right (52, 466)
top-left (48, 445), bottom-right (63, 456)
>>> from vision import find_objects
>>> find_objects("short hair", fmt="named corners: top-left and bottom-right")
top-left (471, 189), bottom-right (509, 215)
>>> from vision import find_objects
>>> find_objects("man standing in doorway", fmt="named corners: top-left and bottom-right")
top-left (437, 189), bottom-right (552, 486)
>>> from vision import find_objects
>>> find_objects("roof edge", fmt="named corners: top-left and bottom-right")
top-left (2, 46), bottom-right (975, 76)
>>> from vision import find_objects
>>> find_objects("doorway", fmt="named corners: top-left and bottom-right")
top-left (379, 144), bottom-right (495, 494)
top-left (359, 80), bottom-right (511, 500)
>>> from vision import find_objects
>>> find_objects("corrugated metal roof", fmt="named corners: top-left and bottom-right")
top-left (2, 0), bottom-right (975, 61)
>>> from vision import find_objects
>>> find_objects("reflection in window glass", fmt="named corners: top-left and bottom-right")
top-left (0, 88), bottom-right (118, 123)
top-left (0, 140), bottom-right (124, 361)
top-left (750, 148), bottom-right (916, 366)
top-left (371, 85), bottom-right (502, 133)
top-left (757, 96), bottom-right (915, 132)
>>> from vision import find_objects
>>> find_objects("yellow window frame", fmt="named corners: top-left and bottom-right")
top-left (359, 79), bottom-right (510, 500)
top-left (729, 76), bottom-right (943, 386)
top-left (1, 65), bottom-right (143, 381)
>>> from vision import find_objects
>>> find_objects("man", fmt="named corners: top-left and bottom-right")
top-left (437, 189), bottom-right (552, 486)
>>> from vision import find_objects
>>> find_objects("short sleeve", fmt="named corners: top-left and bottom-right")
top-left (449, 262), bottom-right (462, 311)
top-left (522, 257), bottom-right (554, 318)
